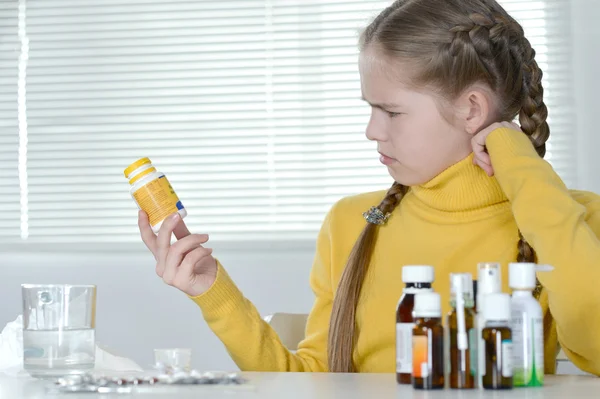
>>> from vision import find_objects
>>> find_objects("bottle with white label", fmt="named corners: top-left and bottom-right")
top-left (476, 262), bottom-right (502, 388)
top-left (396, 265), bottom-right (434, 384)
top-left (509, 262), bottom-right (544, 387)
top-left (482, 293), bottom-right (513, 390)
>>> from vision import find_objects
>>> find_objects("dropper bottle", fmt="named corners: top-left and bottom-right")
top-left (448, 273), bottom-right (475, 389)
top-left (476, 262), bottom-right (501, 388)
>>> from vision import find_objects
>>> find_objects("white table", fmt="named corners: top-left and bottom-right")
top-left (0, 372), bottom-right (597, 398)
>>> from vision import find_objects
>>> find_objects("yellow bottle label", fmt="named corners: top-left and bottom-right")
top-left (133, 175), bottom-right (184, 227)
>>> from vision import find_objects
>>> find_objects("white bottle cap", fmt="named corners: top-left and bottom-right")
top-left (402, 265), bottom-right (435, 284)
top-left (509, 262), bottom-right (536, 290)
top-left (451, 273), bottom-right (473, 299)
top-left (413, 292), bottom-right (441, 318)
top-left (477, 262), bottom-right (501, 296)
top-left (483, 293), bottom-right (511, 321)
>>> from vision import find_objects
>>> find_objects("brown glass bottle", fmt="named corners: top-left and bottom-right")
top-left (412, 292), bottom-right (444, 390)
top-left (396, 265), bottom-right (434, 384)
top-left (482, 325), bottom-right (513, 390)
top-left (396, 282), bottom-right (432, 384)
top-left (481, 293), bottom-right (513, 390)
top-left (448, 273), bottom-right (476, 389)
top-left (448, 307), bottom-right (476, 388)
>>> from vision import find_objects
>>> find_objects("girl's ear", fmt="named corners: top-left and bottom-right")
top-left (456, 86), bottom-right (494, 136)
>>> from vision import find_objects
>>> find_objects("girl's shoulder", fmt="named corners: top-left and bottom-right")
top-left (569, 190), bottom-right (600, 228)
top-left (569, 189), bottom-right (600, 210)
top-left (329, 189), bottom-right (388, 220)
top-left (321, 190), bottom-right (389, 242)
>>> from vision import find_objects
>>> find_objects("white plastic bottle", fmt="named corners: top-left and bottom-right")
top-left (124, 157), bottom-right (187, 232)
top-left (509, 262), bottom-right (544, 387)
top-left (476, 262), bottom-right (502, 388)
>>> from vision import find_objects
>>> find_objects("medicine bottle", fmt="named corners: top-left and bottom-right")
top-left (124, 157), bottom-right (187, 232)
top-left (482, 293), bottom-right (513, 390)
top-left (396, 265), bottom-right (434, 384)
top-left (412, 291), bottom-right (444, 390)
top-left (476, 262), bottom-right (501, 388)
top-left (448, 273), bottom-right (476, 389)
top-left (509, 262), bottom-right (544, 387)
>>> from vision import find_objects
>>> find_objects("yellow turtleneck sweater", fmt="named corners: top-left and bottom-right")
top-left (190, 127), bottom-right (600, 375)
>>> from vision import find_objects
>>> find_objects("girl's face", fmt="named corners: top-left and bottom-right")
top-left (359, 48), bottom-right (474, 186)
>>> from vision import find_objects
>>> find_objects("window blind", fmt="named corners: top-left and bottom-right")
top-left (0, 0), bottom-right (576, 244)
top-left (0, 1), bottom-right (20, 239)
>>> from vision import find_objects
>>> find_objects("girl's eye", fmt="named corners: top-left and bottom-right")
top-left (386, 111), bottom-right (403, 118)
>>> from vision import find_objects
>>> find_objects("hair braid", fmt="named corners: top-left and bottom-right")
top-left (450, 10), bottom-right (545, 288)
top-left (518, 36), bottom-right (550, 157)
top-left (328, 182), bottom-right (408, 372)
top-left (449, 11), bottom-right (550, 155)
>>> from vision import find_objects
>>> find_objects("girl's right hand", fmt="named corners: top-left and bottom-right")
top-left (138, 211), bottom-right (218, 297)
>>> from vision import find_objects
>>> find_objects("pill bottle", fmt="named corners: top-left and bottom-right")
top-left (412, 291), bottom-right (444, 390)
top-left (396, 265), bottom-right (435, 384)
top-left (482, 293), bottom-right (513, 390)
top-left (124, 157), bottom-right (187, 232)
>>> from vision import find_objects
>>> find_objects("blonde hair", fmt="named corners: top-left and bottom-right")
top-left (328, 0), bottom-right (546, 372)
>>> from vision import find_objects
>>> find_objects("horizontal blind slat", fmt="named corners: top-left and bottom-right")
top-left (0, 0), bottom-right (577, 243)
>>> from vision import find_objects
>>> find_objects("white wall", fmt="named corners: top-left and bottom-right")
top-left (572, 0), bottom-right (600, 193)
top-left (0, 246), bottom-right (316, 371)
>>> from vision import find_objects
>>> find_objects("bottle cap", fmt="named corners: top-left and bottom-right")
top-left (402, 265), bottom-right (434, 284)
top-left (477, 262), bottom-right (501, 296)
top-left (483, 293), bottom-right (511, 321)
top-left (450, 273), bottom-right (473, 300)
top-left (124, 157), bottom-right (152, 178)
top-left (509, 262), bottom-right (536, 290)
top-left (413, 292), bottom-right (441, 318)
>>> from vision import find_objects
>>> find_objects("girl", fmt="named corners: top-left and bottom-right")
top-left (138, 0), bottom-right (600, 374)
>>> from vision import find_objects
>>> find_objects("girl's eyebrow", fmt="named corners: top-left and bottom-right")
top-left (360, 96), bottom-right (402, 109)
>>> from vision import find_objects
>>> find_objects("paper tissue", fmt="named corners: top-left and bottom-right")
top-left (0, 315), bottom-right (143, 377)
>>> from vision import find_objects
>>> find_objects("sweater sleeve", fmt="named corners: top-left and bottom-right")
top-left (487, 127), bottom-right (600, 375)
top-left (187, 205), bottom-right (336, 372)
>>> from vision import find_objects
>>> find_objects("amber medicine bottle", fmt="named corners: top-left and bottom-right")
top-left (412, 291), bottom-right (444, 390)
top-left (448, 273), bottom-right (476, 389)
top-left (396, 265), bottom-right (434, 384)
top-left (476, 262), bottom-right (502, 388)
top-left (124, 157), bottom-right (187, 232)
top-left (482, 293), bottom-right (513, 390)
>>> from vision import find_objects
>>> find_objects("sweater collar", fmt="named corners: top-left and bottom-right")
top-left (409, 153), bottom-right (508, 212)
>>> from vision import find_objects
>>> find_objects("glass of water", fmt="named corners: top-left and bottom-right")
top-left (21, 284), bottom-right (97, 378)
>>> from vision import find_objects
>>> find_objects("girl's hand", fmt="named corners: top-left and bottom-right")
top-left (471, 121), bottom-right (522, 177)
top-left (138, 211), bottom-right (217, 297)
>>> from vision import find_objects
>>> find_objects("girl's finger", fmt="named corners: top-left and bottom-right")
top-left (138, 211), bottom-right (158, 255)
top-left (173, 218), bottom-right (192, 240)
top-left (156, 213), bottom-right (181, 263)
top-left (476, 159), bottom-right (494, 176)
top-left (165, 234), bottom-right (210, 272)
top-left (178, 247), bottom-right (214, 279)
top-left (476, 151), bottom-right (492, 167)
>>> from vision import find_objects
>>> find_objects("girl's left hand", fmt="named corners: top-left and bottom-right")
top-left (471, 121), bottom-right (522, 176)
